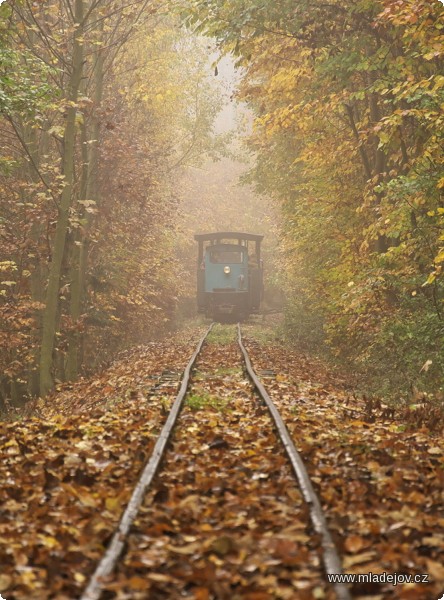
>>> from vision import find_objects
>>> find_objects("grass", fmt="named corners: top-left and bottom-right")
top-left (185, 391), bottom-right (229, 412)
top-left (242, 315), bottom-right (285, 345)
top-left (214, 366), bottom-right (241, 376)
top-left (207, 324), bottom-right (237, 345)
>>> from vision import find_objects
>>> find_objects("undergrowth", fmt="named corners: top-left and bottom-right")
top-left (185, 391), bottom-right (228, 412)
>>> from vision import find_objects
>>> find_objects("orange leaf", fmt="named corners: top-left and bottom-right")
top-left (344, 535), bottom-right (366, 554)
top-left (128, 576), bottom-right (150, 591)
top-left (193, 588), bottom-right (210, 600)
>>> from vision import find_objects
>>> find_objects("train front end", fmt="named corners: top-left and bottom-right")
top-left (195, 232), bottom-right (264, 322)
top-left (203, 243), bottom-right (248, 319)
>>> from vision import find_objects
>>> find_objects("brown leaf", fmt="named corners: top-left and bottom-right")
top-left (209, 535), bottom-right (236, 556)
top-left (0, 575), bottom-right (12, 592)
top-left (128, 576), bottom-right (150, 591)
top-left (343, 551), bottom-right (376, 568)
top-left (167, 542), bottom-right (201, 555)
top-left (147, 573), bottom-right (173, 583)
top-left (193, 588), bottom-right (210, 600)
top-left (344, 535), bottom-right (366, 553)
top-left (425, 559), bottom-right (444, 580)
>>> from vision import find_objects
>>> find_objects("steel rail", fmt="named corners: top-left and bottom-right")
top-left (237, 324), bottom-right (352, 600)
top-left (80, 323), bottom-right (214, 600)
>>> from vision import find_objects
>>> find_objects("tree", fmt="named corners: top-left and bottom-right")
top-left (1, 2), bottom-right (226, 403)
top-left (180, 0), bottom-right (444, 396)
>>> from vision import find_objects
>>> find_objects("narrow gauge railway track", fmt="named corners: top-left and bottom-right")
top-left (81, 325), bottom-right (350, 600)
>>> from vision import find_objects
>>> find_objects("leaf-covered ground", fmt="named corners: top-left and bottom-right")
top-left (107, 328), bottom-right (329, 599)
top-left (0, 328), bottom-right (207, 600)
top-left (0, 320), bottom-right (442, 600)
top-left (242, 321), bottom-right (443, 600)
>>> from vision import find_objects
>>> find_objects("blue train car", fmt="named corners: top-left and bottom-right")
top-left (194, 232), bottom-right (264, 321)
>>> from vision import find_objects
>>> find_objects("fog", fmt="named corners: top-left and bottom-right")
top-left (175, 53), bottom-right (281, 313)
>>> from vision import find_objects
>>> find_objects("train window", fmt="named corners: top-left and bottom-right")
top-left (209, 250), bottom-right (243, 264)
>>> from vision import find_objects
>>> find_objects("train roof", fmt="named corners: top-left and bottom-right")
top-left (194, 232), bottom-right (264, 243)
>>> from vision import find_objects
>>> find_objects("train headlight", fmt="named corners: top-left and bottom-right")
top-left (224, 265), bottom-right (231, 274)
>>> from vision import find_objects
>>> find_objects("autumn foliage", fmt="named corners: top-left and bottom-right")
top-left (0, 323), bottom-right (442, 598)
top-left (183, 0), bottom-right (444, 399)
top-left (1, 0), bottom-right (443, 408)
top-left (0, 2), bottom-right (220, 405)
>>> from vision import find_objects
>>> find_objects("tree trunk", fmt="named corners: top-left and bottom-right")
top-left (39, 0), bottom-right (85, 396)
top-left (66, 36), bottom-right (104, 381)
top-left (344, 103), bottom-right (372, 180)
top-left (28, 121), bottom-right (50, 396)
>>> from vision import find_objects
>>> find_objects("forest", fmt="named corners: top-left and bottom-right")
top-left (0, 2), bottom-right (443, 599)
top-left (183, 0), bottom-right (444, 401)
top-left (1, 1), bottom-right (443, 404)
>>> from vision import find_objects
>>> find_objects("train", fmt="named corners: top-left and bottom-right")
top-left (194, 231), bottom-right (264, 321)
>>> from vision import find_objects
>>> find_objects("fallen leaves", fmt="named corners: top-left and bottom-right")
top-left (344, 535), bottom-right (367, 554)
top-left (107, 334), bottom-right (328, 599)
top-left (0, 329), bottom-right (206, 599)
top-left (1, 321), bottom-right (442, 599)
top-left (242, 322), bottom-right (444, 599)
top-left (0, 575), bottom-right (12, 592)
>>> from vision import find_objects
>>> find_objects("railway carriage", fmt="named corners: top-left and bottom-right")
top-left (194, 232), bottom-right (264, 321)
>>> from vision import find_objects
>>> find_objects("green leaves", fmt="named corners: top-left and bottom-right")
top-left (0, 49), bottom-right (55, 116)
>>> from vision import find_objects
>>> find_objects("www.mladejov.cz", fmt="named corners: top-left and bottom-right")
top-left (328, 572), bottom-right (430, 585)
